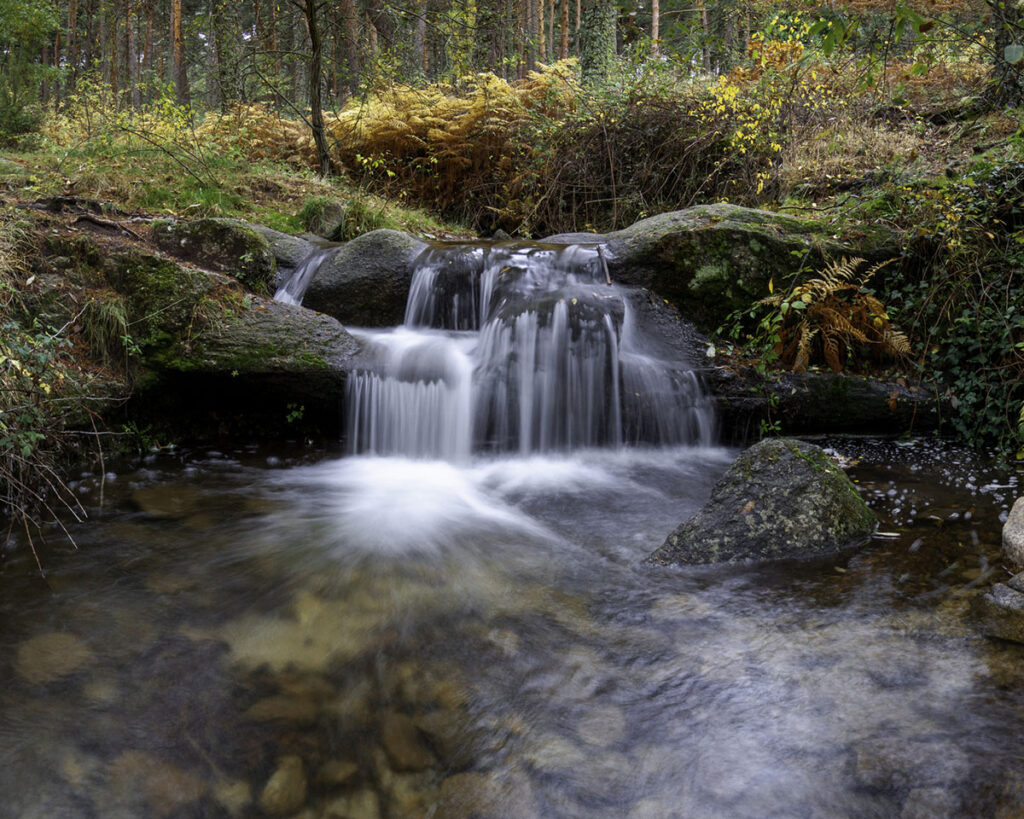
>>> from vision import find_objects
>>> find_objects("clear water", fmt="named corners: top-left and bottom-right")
top-left (3, 244), bottom-right (1021, 817)
top-left (0, 439), bottom-right (1022, 818)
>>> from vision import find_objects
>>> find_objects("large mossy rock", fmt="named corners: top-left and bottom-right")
top-left (648, 438), bottom-right (876, 566)
top-left (302, 228), bottom-right (427, 326)
top-left (152, 217), bottom-right (277, 292)
top-left (248, 224), bottom-right (316, 270)
top-left (547, 203), bottom-right (896, 333)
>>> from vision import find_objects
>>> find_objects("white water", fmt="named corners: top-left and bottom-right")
top-left (343, 242), bottom-right (715, 459)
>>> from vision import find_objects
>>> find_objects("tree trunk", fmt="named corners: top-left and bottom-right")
top-left (302, 0), bottom-right (333, 176)
top-left (989, 0), bottom-right (1024, 105)
top-left (341, 0), bottom-right (359, 93)
top-left (172, 0), bottom-right (190, 104)
top-left (578, 0), bottom-right (615, 84)
top-left (651, 0), bottom-right (659, 51)
top-left (127, 0), bottom-right (140, 107)
top-left (559, 0), bottom-right (569, 59)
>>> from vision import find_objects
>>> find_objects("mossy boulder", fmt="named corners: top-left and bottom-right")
top-left (648, 438), bottom-right (876, 566)
top-left (248, 224), bottom-right (316, 271)
top-left (152, 217), bottom-right (276, 292)
top-left (546, 203), bottom-right (897, 333)
top-left (303, 228), bottom-right (427, 326)
top-left (971, 573), bottom-right (1024, 644)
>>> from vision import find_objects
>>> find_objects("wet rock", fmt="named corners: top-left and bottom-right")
top-left (259, 755), bottom-right (307, 815)
top-left (303, 228), bottom-right (428, 326)
top-left (15, 632), bottom-right (95, 684)
top-left (853, 737), bottom-right (970, 791)
top-left (434, 770), bottom-right (538, 819)
top-left (971, 582), bottom-right (1024, 644)
top-left (901, 787), bottom-right (960, 818)
top-left (547, 203), bottom-right (894, 334)
top-left (648, 438), bottom-right (876, 566)
top-left (316, 759), bottom-right (359, 787)
top-left (704, 367), bottom-right (945, 442)
top-left (1003, 497), bottom-right (1024, 569)
top-left (576, 705), bottom-right (627, 748)
top-left (323, 788), bottom-right (381, 819)
top-left (131, 484), bottom-right (203, 519)
top-left (525, 733), bottom-right (589, 776)
top-left (212, 778), bottom-right (253, 817)
top-left (380, 712), bottom-right (436, 772)
top-left (104, 750), bottom-right (207, 818)
top-left (249, 224), bottom-right (316, 270)
top-left (152, 217), bottom-right (276, 292)
top-left (243, 695), bottom-right (318, 725)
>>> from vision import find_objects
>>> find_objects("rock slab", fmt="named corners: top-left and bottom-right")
top-left (648, 438), bottom-right (877, 565)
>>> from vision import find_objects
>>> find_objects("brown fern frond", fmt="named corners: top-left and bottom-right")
top-left (793, 324), bottom-right (817, 372)
top-left (822, 331), bottom-right (842, 373)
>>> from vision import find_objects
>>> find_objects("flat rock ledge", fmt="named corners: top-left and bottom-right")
top-left (647, 438), bottom-right (877, 566)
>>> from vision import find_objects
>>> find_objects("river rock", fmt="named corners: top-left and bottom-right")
top-left (259, 755), bottom-right (307, 815)
top-left (434, 770), bottom-right (538, 819)
top-left (243, 694), bottom-right (318, 725)
top-left (547, 203), bottom-right (895, 333)
top-left (648, 438), bottom-right (877, 566)
top-left (302, 228), bottom-right (427, 325)
top-left (1003, 497), bottom-right (1024, 569)
top-left (152, 217), bottom-right (276, 292)
top-left (380, 712), bottom-right (436, 772)
top-left (212, 778), bottom-right (253, 817)
top-left (971, 581), bottom-right (1024, 644)
top-left (249, 224), bottom-right (316, 270)
top-left (324, 789), bottom-right (381, 819)
top-left (104, 750), bottom-right (207, 818)
top-left (15, 632), bottom-right (95, 684)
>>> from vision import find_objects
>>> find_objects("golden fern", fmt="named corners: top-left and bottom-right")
top-left (759, 256), bottom-right (911, 373)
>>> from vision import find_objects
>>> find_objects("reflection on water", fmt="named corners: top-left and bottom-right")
top-left (0, 438), bottom-right (1023, 818)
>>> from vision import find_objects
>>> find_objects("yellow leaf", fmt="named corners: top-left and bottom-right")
top-left (768, 278), bottom-right (774, 294)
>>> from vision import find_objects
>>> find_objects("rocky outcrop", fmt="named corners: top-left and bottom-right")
top-left (302, 228), bottom-right (427, 326)
top-left (547, 203), bottom-right (897, 333)
top-left (704, 366), bottom-right (944, 442)
top-left (648, 438), bottom-right (876, 566)
top-left (1003, 498), bottom-right (1024, 569)
top-left (152, 217), bottom-right (277, 292)
top-left (249, 224), bottom-right (315, 272)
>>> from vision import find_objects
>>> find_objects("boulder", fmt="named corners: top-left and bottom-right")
top-left (259, 755), bottom-right (307, 815)
top-left (303, 228), bottom-right (427, 326)
top-left (152, 217), bottom-right (276, 292)
top-left (648, 438), bottom-right (877, 566)
top-left (704, 367), bottom-right (944, 443)
top-left (248, 224), bottom-right (316, 271)
top-left (971, 578), bottom-right (1024, 644)
top-left (1003, 497), bottom-right (1024, 569)
top-left (546, 203), bottom-right (896, 333)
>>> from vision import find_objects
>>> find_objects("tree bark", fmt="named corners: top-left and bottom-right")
top-left (172, 0), bottom-right (190, 104)
top-left (301, 0), bottom-right (334, 177)
top-left (578, 0), bottom-right (615, 84)
top-left (651, 0), bottom-right (659, 51)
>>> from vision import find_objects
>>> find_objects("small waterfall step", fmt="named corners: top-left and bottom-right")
top-left (346, 241), bottom-right (715, 460)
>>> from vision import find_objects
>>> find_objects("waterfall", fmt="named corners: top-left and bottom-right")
top-left (274, 244), bottom-right (338, 306)
top-left (343, 242), bottom-right (715, 460)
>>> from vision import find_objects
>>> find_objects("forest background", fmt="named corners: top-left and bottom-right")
top-left (1, 0), bottom-right (1023, 543)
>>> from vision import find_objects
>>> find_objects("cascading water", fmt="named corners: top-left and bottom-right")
top-left (274, 243), bottom-right (338, 305)
top-left (341, 242), bottom-right (715, 459)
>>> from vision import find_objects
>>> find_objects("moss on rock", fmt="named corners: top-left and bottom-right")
top-left (152, 217), bottom-right (276, 292)
top-left (648, 437), bottom-right (876, 566)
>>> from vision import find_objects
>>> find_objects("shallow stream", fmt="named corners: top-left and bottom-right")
top-left (1, 438), bottom-right (1023, 818)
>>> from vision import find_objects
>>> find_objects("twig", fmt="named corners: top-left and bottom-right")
top-left (72, 213), bottom-right (142, 239)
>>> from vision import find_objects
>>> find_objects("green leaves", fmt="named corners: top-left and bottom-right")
top-left (1005, 44), bottom-right (1024, 65)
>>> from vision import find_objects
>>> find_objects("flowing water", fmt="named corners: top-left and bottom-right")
top-left (0, 244), bottom-right (1023, 818)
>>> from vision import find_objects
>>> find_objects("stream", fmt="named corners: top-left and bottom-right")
top-left (0, 242), bottom-right (1022, 818)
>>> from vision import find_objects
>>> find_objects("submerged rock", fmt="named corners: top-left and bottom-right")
top-left (1003, 498), bottom-right (1024, 570)
top-left (971, 579), bottom-right (1024, 644)
top-left (380, 712), bottom-right (436, 772)
top-left (259, 755), bottom-right (307, 815)
top-left (152, 217), bottom-right (276, 292)
top-left (15, 632), bottom-right (95, 684)
top-left (648, 438), bottom-right (876, 566)
top-left (303, 229), bottom-right (427, 325)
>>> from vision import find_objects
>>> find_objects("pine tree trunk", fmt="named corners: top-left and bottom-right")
top-left (172, 0), bottom-right (190, 104)
top-left (578, 0), bottom-right (614, 84)
top-left (559, 0), bottom-right (569, 59)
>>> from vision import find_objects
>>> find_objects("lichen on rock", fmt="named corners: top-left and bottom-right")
top-left (648, 437), bottom-right (877, 566)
